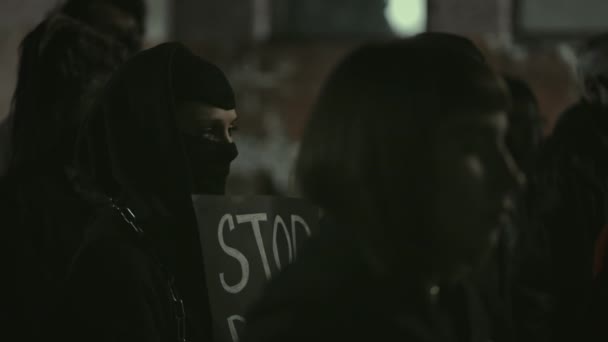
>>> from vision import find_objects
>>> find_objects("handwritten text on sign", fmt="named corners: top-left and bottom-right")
top-left (219, 213), bottom-right (312, 293)
top-left (193, 196), bottom-right (319, 342)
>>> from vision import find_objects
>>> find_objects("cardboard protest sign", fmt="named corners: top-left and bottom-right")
top-left (192, 196), bottom-right (320, 342)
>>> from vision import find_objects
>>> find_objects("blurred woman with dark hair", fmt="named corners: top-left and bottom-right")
top-left (242, 33), bottom-right (522, 342)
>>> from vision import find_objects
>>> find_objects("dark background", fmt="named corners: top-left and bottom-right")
top-left (0, 0), bottom-right (603, 194)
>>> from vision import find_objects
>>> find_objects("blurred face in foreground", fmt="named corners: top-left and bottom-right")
top-left (431, 111), bottom-right (523, 275)
top-left (295, 34), bottom-right (525, 281)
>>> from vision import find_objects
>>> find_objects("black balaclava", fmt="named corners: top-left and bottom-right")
top-left (171, 48), bottom-right (238, 195)
top-left (180, 134), bottom-right (238, 195)
top-left (75, 43), bottom-right (238, 340)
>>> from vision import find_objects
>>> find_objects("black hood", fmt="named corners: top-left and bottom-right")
top-left (7, 14), bottom-right (127, 176)
top-left (76, 42), bottom-right (235, 206)
top-left (75, 42), bottom-right (235, 338)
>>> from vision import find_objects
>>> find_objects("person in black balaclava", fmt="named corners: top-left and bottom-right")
top-left (54, 43), bottom-right (238, 342)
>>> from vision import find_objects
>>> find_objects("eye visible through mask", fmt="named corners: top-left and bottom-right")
top-left (181, 134), bottom-right (238, 195)
top-left (173, 97), bottom-right (238, 195)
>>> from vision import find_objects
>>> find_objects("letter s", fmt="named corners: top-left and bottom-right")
top-left (219, 214), bottom-right (250, 294)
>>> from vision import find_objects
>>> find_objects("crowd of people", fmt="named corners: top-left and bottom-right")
top-left (2, 1), bottom-right (608, 341)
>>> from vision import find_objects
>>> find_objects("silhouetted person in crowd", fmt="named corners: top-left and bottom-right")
top-left (242, 33), bottom-right (522, 342)
top-left (53, 43), bottom-right (239, 342)
top-left (0, 118), bottom-right (9, 177)
top-left (503, 76), bottom-right (543, 174)
top-left (473, 76), bottom-right (543, 342)
top-left (577, 33), bottom-right (608, 107)
top-left (0, 0), bottom-right (145, 176)
top-left (513, 34), bottom-right (608, 342)
top-left (1, 1), bottom-right (144, 340)
top-left (513, 103), bottom-right (608, 342)
top-left (61, 0), bottom-right (145, 53)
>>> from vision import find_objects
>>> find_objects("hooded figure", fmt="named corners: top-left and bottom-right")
top-left (1, 14), bottom-right (129, 341)
top-left (61, 0), bottom-right (146, 53)
top-left (55, 43), bottom-right (238, 342)
top-left (0, 0), bottom-right (145, 178)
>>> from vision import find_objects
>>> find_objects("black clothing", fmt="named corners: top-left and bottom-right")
top-left (243, 217), bottom-right (491, 342)
top-left (181, 136), bottom-right (238, 195)
top-left (61, 0), bottom-right (146, 52)
top-left (8, 14), bottom-right (127, 172)
top-left (172, 51), bottom-right (236, 108)
top-left (472, 228), bottom-right (513, 342)
top-left (2, 14), bottom-right (128, 341)
top-left (58, 207), bottom-right (183, 342)
top-left (59, 43), bottom-right (236, 341)
top-left (0, 116), bottom-right (11, 177)
top-left (512, 101), bottom-right (608, 342)
top-left (2, 172), bottom-right (93, 340)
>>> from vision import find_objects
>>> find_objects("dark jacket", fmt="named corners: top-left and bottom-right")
top-left (512, 101), bottom-right (608, 342)
top-left (0, 116), bottom-right (10, 177)
top-left (55, 207), bottom-right (182, 342)
top-left (54, 43), bottom-right (223, 342)
top-left (243, 217), bottom-right (491, 342)
top-left (472, 227), bottom-right (513, 342)
top-left (2, 172), bottom-right (93, 334)
top-left (2, 14), bottom-right (128, 341)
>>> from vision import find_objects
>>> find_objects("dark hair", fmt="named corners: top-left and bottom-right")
top-left (295, 33), bottom-right (509, 272)
top-left (579, 33), bottom-right (608, 57)
top-left (522, 103), bottom-right (608, 303)
top-left (534, 103), bottom-right (608, 230)
top-left (577, 33), bottom-right (608, 101)
top-left (62, 0), bottom-right (146, 28)
top-left (503, 76), bottom-right (542, 172)
top-left (504, 77), bottom-right (537, 110)
top-left (7, 16), bottom-right (127, 174)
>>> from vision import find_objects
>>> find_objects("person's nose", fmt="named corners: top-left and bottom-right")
top-left (224, 127), bottom-right (234, 144)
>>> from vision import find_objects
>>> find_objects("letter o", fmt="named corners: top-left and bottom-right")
top-left (272, 215), bottom-right (293, 270)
